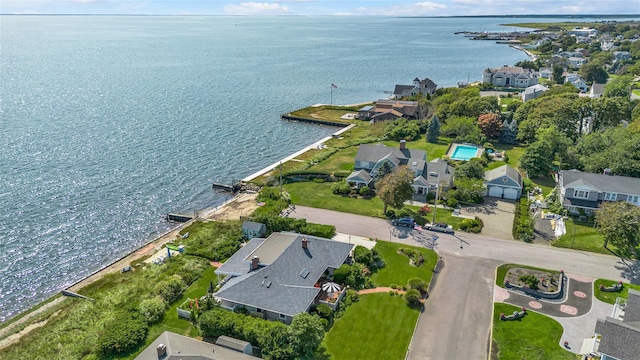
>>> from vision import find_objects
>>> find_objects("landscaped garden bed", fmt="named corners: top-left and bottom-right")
top-left (593, 279), bottom-right (640, 304)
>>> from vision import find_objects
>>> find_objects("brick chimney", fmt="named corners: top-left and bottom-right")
top-left (251, 256), bottom-right (259, 270)
top-left (302, 238), bottom-right (308, 249)
top-left (157, 344), bottom-right (167, 358)
top-left (399, 139), bottom-right (406, 150)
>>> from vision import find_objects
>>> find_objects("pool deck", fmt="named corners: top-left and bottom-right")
top-left (446, 142), bottom-right (485, 161)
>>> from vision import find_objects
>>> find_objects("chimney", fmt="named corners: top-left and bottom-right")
top-left (157, 344), bottom-right (167, 358)
top-left (302, 238), bottom-right (308, 249)
top-left (251, 256), bottom-right (259, 270)
top-left (399, 140), bottom-right (406, 150)
top-left (603, 168), bottom-right (612, 176)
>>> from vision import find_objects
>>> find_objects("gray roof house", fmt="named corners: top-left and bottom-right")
top-left (557, 169), bottom-right (640, 215)
top-left (215, 336), bottom-right (253, 355)
top-left (346, 169), bottom-right (373, 188)
top-left (214, 232), bottom-right (354, 324)
top-left (484, 165), bottom-right (523, 200)
top-left (589, 83), bottom-right (605, 98)
top-left (352, 141), bottom-right (454, 192)
top-left (521, 84), bottom-right (548, 102)
top-left (481, 66), bottom-right (538, 88)
top-left (590, 289), bottom-right (640, 360)
top-left (392, 77), bottom-right (438, 99)
top-left (242, 221), bottom-right (266, 239)
top-left (135, 331), bottom-right (257, 360)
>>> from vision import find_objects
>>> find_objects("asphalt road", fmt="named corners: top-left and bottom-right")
top-left (290, 206), bottom-right (640, 358)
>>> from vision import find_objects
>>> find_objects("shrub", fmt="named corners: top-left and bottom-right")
top-left (407, 278), bottom-right (427, 294)
top-left (447, 198), bottom-right (459, 208)
top-left (315, 304), bottom-right (333, 320)
top-left (97, 315), bottom-right (148, 356)
top-left (313, 177), bottom-right (325, 183)
top-left (399, 248), bottom-right (425, 267)
top-left (331, 180), bottom-right (351, 194)
top-left (353, 246), bottom-right (373, 267)
top-left (459, 216), bottom-right (484, 233)
top-left (404, 289), bottom-right (423, 308)
top-left (138, 297), bottom-right (167, 324)
top-left (418, 205), bottom-right (431, 215)
top-left (519, 274), bottom-right (540, 289)
top-left (359, 185), bottom-right (370, 196)
top-left (155, 275), bottom-right (185, 304)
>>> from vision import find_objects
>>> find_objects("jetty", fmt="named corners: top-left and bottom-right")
top-left (165, 213), bottom-right (194, 223)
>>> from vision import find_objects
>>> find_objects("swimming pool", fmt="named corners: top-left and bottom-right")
top-left (451, 145), bottom-right (481, 161)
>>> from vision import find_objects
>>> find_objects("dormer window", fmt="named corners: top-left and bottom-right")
top-left (573, 190), bottom-right (589, 199)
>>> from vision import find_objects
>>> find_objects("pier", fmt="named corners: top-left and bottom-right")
top-left (165, 213), bottom-right (194, 223)
top-left (280, 114), bottom-right (349, 127)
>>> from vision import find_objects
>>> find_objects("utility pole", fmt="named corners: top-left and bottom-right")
top-left (432, 173), bottom-right (440, 224)
top-left (279, 161), bottom-right (283, 196)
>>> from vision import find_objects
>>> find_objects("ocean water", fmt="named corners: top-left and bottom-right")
top-left (0, 15), bottom-right (617, 321)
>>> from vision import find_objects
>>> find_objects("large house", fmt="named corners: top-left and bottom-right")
top-left (568, 27), bottom-right (597, 37)
top-left (392, 77), bottom-right (438, 99)
top-left (557, 169), bottom-right (640, 215)
top-left (521, 84), bottom-right (548, 102)
top-left (586, 289), bottom-right (640, 360)
top-left (482, 66), bottom-right (538, 88)
top-left (565, 74), bottom-right (589, 93)
top-left (357, 99), bottom-right (421, 122)
top-left (347, 141), bottom-right (454, 193)
top-left (484, 165), bottom-right (523, 200)
top-left (214, 232), bottom-right (354, 324)
top-left (136, 331), bottom-right (258, 360)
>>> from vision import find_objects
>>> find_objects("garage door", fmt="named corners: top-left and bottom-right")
top-left (503, 188), bottom-right (519, 200)
top-left (488, 186), bottom-right (503, 198)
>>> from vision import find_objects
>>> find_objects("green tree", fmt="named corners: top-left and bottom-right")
top-left (376, 166), bottom-right (415, 214)
top-left (289, 313), bottom-right (325, 359)
top-left (573, 126), bottom-right (640, 177)
top-left (456, 160), bottom-right (485, 180)
top-left (386, 118), bottom-right (421, 141)
top-left (520, 141), bottom-right (553, 178)
top-left (447, 177), bottom-right (484, 203)
top-left (138, 297), bottom-right (167, 324)
top-left (499, 119), bottom-right (518, 144)
top-left (477, 113), bottom-right (503, 139)
top-left (441, 116), bottom-right (483, 144)
top-left (604, 75), bottom-right (632, 97)
top-left (404, 289), bottom-right (423, 307)
top-left (426, 115), bottom-right (440, 143)
top-left (593, 97), bottom-right (631, 130)
top-left (578, 63), bottom-right (608, 84)
top-left (552, 64), bottom-right (564, 84)
top-left (596, 202), bottom-right (640, 258)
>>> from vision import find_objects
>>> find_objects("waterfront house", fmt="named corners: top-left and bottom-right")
top-left (136, 331), bottom-right (258, 360)
top-left (350, 141), bottom-right (454, 193)
top-left (584, 289), bottom-right (640, 360)
top-left (557, 169), bottom-right (640, 215)
top-left (521, 84), bottom-right (548, 102)
top-left (568, 27), bottom-right (597, 37)
top-left (482, 66), bottom-right (538, 88)
top-left (392, 77), bottom-right (438, 99)
top-left (484, 165), bottom-right (523, 200)
top-left (242, 221), bottom-right (267, 239)
top-left (214, 232), bottom-right (354, 324)
top-left (357, 99), bottom-right (422, 122)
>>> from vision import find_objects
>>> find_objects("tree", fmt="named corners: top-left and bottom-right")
top-left (386, 118), bottom-right (421, 141)
top-left (592, 97), bottom-right (631, 130)
top-left (289, 313), bottom-right (325, 358)
top-left (456, 160), bottom-right (485, 179)
top-left (596, 202), bottom-right (640, 258)
top-left (441, 116), bottom-right (483, 144)
top-left (520, 141), bottom-right (553, 178)
top-left (477, 113), bottom-right (503, 139)
top-left (447, 177), bottom-right (484, 203)
top-left (499, 119), bottom-right (518, 144)
top-left (604, 75), bottom-right (632, 98)
top-left (404, 289), bottom-right (423, 307)
top-left (376, 166), bottom-right (415, 214)
top-left (552, 64), bottom-right (564, 84)
top-left (578, 63), bottom-right (608, 84)
top-left (426, 115), bottom-right (440, 143)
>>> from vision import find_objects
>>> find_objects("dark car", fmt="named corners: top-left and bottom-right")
top-left (391, 217), bottom-right (415, 227)
top-left (425, 222), bottom-right (454, 234)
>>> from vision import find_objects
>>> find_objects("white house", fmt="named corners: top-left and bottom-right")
top-left (522, 84), bottom-right (548, 102)
top-left (567, 57), bottom-right (587, 68)
top-left (565, 74), bottom-right (589, 93)
top-left (482, 66), bottom-right (538, 88)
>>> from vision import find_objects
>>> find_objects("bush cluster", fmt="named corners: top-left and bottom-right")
top-left (398, 248), bottom-right (425, 267)
top-left (333, 263), bottom-right (374, 289)
top-left (459, 216), bottom-right (484, 233)
top-left (513, 198), bottom-right (534, 242)
top-left (97, 313), bottom-right (148, 356)
top-left (249, 214), bottom-right (336, 239)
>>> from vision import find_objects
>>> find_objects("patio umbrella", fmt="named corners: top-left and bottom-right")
top-left (322, 282), bottom-right (341, 293)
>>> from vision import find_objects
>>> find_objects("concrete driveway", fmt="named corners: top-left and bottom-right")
top-left (459, 198), bottom-right (516, 240)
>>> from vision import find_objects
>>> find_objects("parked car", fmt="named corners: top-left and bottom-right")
top-left (391, 217), bottom-right (415, 227)
top-left (425, 222), bottom-right (454, 234)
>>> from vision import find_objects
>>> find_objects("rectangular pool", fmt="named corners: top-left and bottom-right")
top-left (451, 145), bottom-right (480, 161)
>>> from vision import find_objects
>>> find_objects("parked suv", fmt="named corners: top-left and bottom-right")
top-left (391, 217), bottom-right (415, 227)
top-left (425, 222), bottom-right (454, 234)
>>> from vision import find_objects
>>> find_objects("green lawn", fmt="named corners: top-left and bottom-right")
top-left (491, 303), bottom-right (578, 360)
top-left (324, 293), bottom-right (420, 360)
top-left (381, 138), bottom-right (451, 161)
top-left (593, 279), bottom-right (640, 304)
top-left (552, 219), bottom-right (608, 255)
top-left (307, 146), bottom-right (359, 173)
top-left (371, 241), bottom-right (438, 288)
top-left (633, 89), bottom-right (640, 96)
top-left (530, 176), bottom-right (556, 197)
top-left (493, 144), bottom-right (525, 169)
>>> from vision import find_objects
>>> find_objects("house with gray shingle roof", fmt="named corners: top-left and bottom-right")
top-left (135, 331), bottom-right (258, 360)
top-left (484, 165), bottom-right (523, 200)
top-left (391, 77), bottom-right (438, 99)
top-left (350, 141), bottom-right (454, 193)
top-left (214, 232), bottom-right (354, 324)
top-left (558, 169), bottom-right (640, 215)
top-left (242, 221), bottom-right (266, 239)
top-left (482, 66), bottom-right (538, 88)
top-left (588, 289), bottom-right (640, 360)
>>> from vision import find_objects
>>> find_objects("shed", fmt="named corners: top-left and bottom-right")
top-left (216, 335), bottom-right (254, 355)
top-left (242, 221), bottom-right (267, 239)
top-left (484, 165), bottom-right (523, 200)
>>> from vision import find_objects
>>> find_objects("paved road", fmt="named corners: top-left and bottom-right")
top-left (290, 206), bottom-right (640, 358)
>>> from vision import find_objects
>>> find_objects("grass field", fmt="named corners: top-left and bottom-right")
top-left (323, 293), bottom-right (420, 360)
top-left (491, 303), bottom-right (579, 360)
top-left (381, 138), bottom-right (451, 160)
top-left (493, 144), bottom-right (525, 169)
top-left (530, 176), bottom-right (556, 196)
top-left (593, 279), bottom-right (640, 304)
top-left (370, 241), bottom-right (438, 287)
top-left (552, 219), bottom-right (608, 254)
top-left (307, 146), bottom-right (359, 173)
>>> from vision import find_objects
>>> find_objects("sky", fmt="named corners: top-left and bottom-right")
top-left (1, 0), bottom-right (639, 16)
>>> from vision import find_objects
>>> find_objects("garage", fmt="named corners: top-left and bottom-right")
top-left (484, 165), bottom-right (523, 200)
top-left (488, 186), bottom-right (503, 198)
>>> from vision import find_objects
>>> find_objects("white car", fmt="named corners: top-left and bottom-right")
top-left (425, 222), bottom-right (454, 234)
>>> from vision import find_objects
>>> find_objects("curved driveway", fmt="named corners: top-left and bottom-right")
top-left (290, 206), bottom-right (639, 359)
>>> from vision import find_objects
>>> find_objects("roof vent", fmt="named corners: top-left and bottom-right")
top-left (429, 172), bottom-right (438, 177)
top-left (300, 269), bottom-right (310, 279)
top-left (266, 281), bottom-right (272, 288)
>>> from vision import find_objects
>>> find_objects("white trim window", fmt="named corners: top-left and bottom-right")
top-left (279, 313), bottom-right (286, 320)
top-left (573, 190), bottom-right (589, 199)
top-left (604, 192), bottom-right (617, 201)
top-left (627, 195), bottom-right (639, 204)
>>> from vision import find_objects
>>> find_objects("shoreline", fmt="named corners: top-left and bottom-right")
top-left (0, 117), bottom-right (355, 335)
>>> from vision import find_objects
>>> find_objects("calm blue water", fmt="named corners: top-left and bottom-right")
top-left (0, 15), bottom-right (626, 321)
